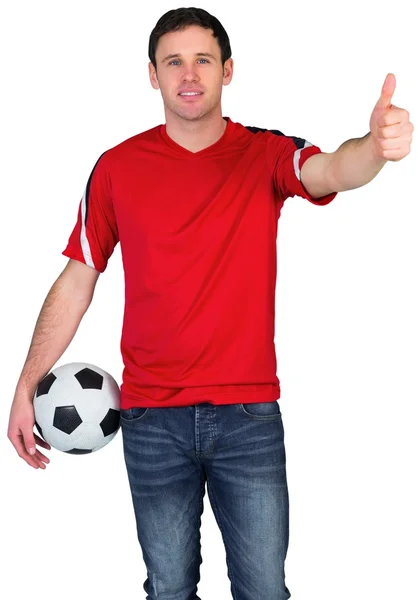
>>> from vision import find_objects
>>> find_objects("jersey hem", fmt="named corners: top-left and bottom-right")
top-left (120, 386), bottom-right (281, 410)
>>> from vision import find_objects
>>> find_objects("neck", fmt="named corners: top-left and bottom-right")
top-left (164, 110), bottom-right (227, 153)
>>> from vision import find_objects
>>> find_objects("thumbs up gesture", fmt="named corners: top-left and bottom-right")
top-left (369, 73), bottom-right (414, 161)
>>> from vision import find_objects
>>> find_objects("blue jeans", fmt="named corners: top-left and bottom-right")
top-left (120, 400), bottom-right (291, 600)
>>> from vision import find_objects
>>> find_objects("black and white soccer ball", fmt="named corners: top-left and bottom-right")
top-left (33, 362), bottom-right (120, 454)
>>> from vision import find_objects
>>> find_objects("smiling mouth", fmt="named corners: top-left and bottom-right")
top-left (178, 92), bottom-right (204, 103)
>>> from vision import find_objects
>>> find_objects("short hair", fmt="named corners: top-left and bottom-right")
top-left (148, 7), bottom-right (232, 69)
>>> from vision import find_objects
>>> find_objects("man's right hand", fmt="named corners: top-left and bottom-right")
top-left (7, 395), bottom-right (51, 469)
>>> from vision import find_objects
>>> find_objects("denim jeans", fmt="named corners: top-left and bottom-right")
top-left (120, 400), bottom-right (291, 600)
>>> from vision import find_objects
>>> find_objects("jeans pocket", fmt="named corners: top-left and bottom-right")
top-left (120, 406), bottom-right (149, 422)
top-left (239, 401), bottom-right (282, 419)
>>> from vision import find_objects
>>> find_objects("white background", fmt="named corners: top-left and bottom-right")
top-left (1, 1), bottom-right (417, 598)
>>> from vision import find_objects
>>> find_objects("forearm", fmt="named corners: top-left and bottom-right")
top-left (15, 276), bottom-right (91, 401)
top-left (329, 132), bottom-right (388, 192)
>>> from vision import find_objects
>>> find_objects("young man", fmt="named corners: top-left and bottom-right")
top-left (7, 7), bottom-right (413, 600)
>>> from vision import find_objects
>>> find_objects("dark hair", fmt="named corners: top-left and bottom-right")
top-left (148, 7), bottom-right (232, 70)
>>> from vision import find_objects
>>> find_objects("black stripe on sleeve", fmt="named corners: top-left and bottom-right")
top-left (84, 151), bottom-right (108, 226)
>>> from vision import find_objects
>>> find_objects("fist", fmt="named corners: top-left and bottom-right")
top-left (370, 73), bottom-right (414, 161)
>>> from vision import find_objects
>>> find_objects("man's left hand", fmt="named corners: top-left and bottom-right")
top-left (369, 73), bottom-right (414, 162)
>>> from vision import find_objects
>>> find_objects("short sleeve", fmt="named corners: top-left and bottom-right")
top-left (62, 152), bottom-right (119, 272)
top-left (268, 134), bottom-right (338, 206)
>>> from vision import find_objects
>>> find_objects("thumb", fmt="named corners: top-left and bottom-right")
top-left (375, 73), bottom-right (396, 110)
top-left (24, 433), bottom-right (36, 455)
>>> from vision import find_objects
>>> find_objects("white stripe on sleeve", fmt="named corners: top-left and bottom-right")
top-left (293, 140), bottom-right (313, 181)
top-left (80, 188), bottom-right (96, 269)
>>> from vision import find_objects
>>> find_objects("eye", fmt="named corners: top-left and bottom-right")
top-left (168, 58), bottom-right (209, 66)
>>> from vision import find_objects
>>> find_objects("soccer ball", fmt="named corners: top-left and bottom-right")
top-left (33, 362), bottom-right (120, 454)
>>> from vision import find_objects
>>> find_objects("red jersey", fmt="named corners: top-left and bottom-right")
top-left (62, 117), bottom-right (338, 409)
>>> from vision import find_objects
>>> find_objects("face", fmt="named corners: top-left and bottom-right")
top-left (149, 25), bottom-right (233, 122)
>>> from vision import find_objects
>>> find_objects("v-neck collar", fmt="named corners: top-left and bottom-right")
top-left (159, 117), bottom-right (234, 158)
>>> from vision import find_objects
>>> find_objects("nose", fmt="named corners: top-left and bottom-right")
top-left (181, 63), bottom-right (200, 83)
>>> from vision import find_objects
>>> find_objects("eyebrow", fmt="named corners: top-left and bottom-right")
top-left (161, 52), bottom-right (217, 63)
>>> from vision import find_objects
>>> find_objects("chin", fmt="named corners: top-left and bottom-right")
top-left (173, 106), bottom-right (209, 122)
top-left (181, 112), bottom-right (207, 121)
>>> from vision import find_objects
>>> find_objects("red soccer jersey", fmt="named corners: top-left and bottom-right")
top-left (62, 117), bottom-right (337, 409)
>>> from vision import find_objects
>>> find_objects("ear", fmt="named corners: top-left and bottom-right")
top-left (148, 62), bottom-right (160, 90)
top-left (223, 57), bottom-right (234, 86)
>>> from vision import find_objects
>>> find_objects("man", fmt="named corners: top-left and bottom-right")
top-left (7, 7), bottom-right (413, 600)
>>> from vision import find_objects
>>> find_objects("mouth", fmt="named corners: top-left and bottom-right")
top-left (178, 92), bottom-right (204, 101)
